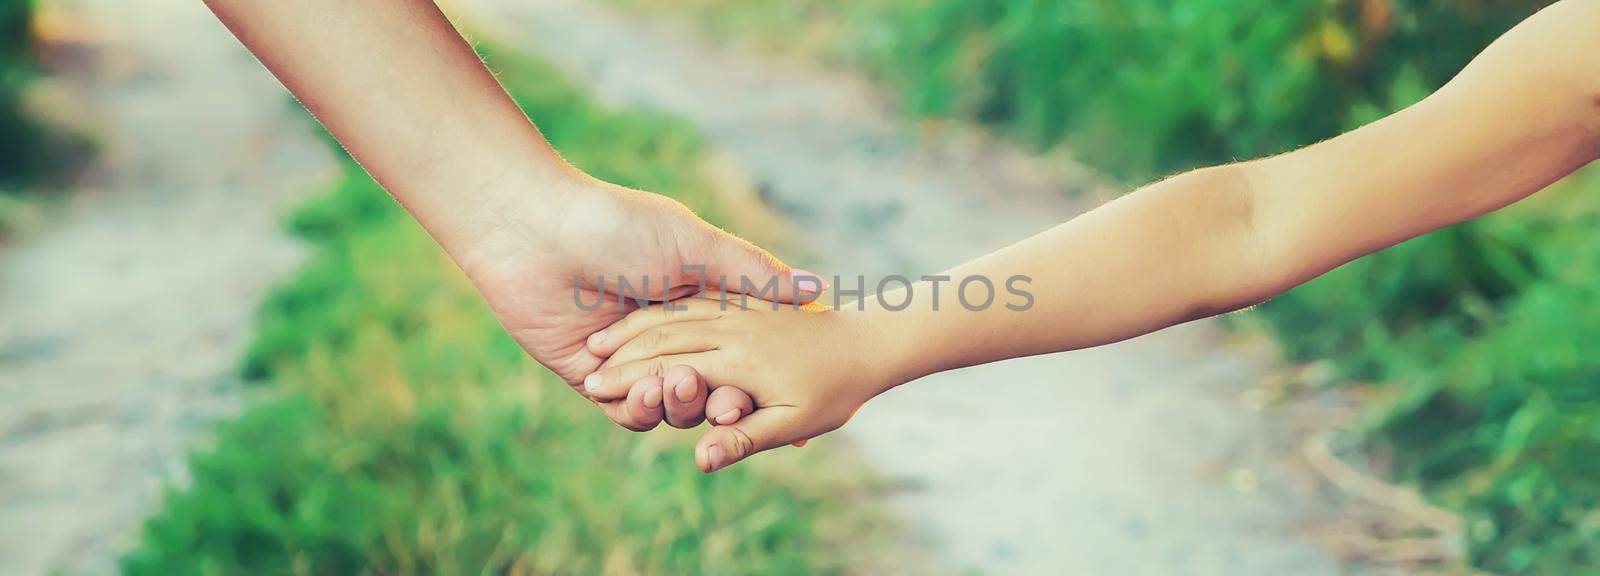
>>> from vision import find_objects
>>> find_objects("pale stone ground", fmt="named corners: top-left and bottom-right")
top-left (0, 0), bottom-right (336, 573)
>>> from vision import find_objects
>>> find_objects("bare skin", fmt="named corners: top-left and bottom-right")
top-left (585, 0), bottom-right (1600, 472)
top-left (201, 0), bottom-right (825, 430)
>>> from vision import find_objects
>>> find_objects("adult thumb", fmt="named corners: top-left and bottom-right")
top-left (695, 408), bottom-right (810, 473)
top-left (699, 232), bottom-right (826, 304)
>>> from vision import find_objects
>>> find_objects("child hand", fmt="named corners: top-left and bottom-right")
top-left (582, 293), bottom-right (901, 472)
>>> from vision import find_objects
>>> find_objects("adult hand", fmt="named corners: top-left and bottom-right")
top-left (456, 174), bottom-right (823, 430)
top-left (204, 0), bottom-right (825, 431)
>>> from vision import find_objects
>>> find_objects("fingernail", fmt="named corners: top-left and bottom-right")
top-left (792, 268), bottom-right (826, 295)
top-left (587, 330), bottom-right (607, 349)
top-left (673, 374), bottom-right (696, 403)
top-left (714, 408), bottom-right (742, 425)
top-left (643, 385), bottom-right (663, 409)
top-left (792, 439), bottom-right (809, 448)
top-left (708, 445), bottom-right (726, 472)
top-left (583, 373), bottom-right (602, 393)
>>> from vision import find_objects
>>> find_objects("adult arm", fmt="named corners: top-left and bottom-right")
top-left (204, 0), bottom-right (822, 429)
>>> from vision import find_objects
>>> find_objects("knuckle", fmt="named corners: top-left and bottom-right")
top-left (723, 351), bottom-right (752, 375)
top-left (728, 426), bottom-right (758, 457)
top-left (667, 414), bottom-right (703, 430)
top-left (646, 357), bottom-right (667, 378)
top-left (618, 415), bottom-right (648, 432)
top-left (607, 406), bottom-right (653, 432)
top-left (643, 328), bottom-right (668, 351)
top-left (611, 315), bottom-right (635, 337)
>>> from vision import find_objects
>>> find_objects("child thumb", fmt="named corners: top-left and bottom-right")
top-left (695, 408), bottom-right (809, 473)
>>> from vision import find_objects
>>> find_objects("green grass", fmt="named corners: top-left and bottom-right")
top-left (1271, 172), bottom-right (1600, 574)
top-left (608, 1), bottom-right (1596, 573)
top-left (1, 0), bottom-right (57, 187)
top-left (0, 189), bottom-right (42, 240)
top-left (123, 41), bottom-right (883, 575)
top-left (0, 0), bottom-right (42, 242)
top-left (0, 0), bottom-right (95, 241)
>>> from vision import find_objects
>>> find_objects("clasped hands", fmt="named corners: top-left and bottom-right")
top-left (582, 291), bottom-right (900, 473)
top-left (457, 176), bottom-right (887, 474)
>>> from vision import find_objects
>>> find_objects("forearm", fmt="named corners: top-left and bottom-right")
top-left (863, 164), bottom-right (1269, 386)
top-left (205, 0), bottom-right (575, 255)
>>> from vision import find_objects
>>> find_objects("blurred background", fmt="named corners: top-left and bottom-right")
top-left (1, 0), bottom-right (1594, 574)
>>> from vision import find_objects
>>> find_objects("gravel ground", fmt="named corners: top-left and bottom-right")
top-left (0, 0), bottom-right (336, 572)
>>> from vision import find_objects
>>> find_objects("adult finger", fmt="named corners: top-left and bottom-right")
top-left (694, 231), bottom-right (827, 305)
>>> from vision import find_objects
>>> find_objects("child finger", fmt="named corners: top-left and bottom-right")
top-left (705, 385), bottom-right (754, 426)
top-left (583, 352), bottom-right (722, 401)
top-left (594, 377), bottom-right (665, 432)
top-left (624, 376), bottom-right (667, 430)
top-left (603, 324), bottom-right (720, 368)
top-left (662, 365), bottom-right (710, 429)
top-left (585, 296), bottom-right (728, 358)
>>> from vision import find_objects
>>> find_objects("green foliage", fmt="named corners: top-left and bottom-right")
top-left (0, 0), bottom-right (49, 186)
top-left (619, 0), bottom-right (1551, 181)
top-left (1379, 276), bottom-right (1600, 574)
top-left (0, 0), bottom-right (89, 197)
top-left (1272, 175), bottom-right (1600, 574)
top-left (858, 0), bottom-right (1323, 178)
top-left (126, 43), bottom-right (864, 575)
top-left (849, 0), bottom-right (1551, 180)
top-left (0, 189), bottom-right (42, 238)
top-left (0, 0), bottom-right (52, 241)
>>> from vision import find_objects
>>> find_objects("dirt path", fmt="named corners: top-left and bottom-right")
top-left (0, 0), bottom-right (336, 573)
top-left (460, 1), bottom-right (1344, 574)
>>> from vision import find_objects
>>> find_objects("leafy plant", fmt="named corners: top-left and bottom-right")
top-left (0, 0), bottom-right (48, 186)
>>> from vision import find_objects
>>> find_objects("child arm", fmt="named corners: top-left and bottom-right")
top-left (876, 0), bottom-right (1600, 384)
top-left (583, 0), bottom-right (1600, 471)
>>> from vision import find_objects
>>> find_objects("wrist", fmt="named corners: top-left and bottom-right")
top-left (447, 166), bottom-right (592, 276)
top-left (846, 304), bottom-right (932, 398)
